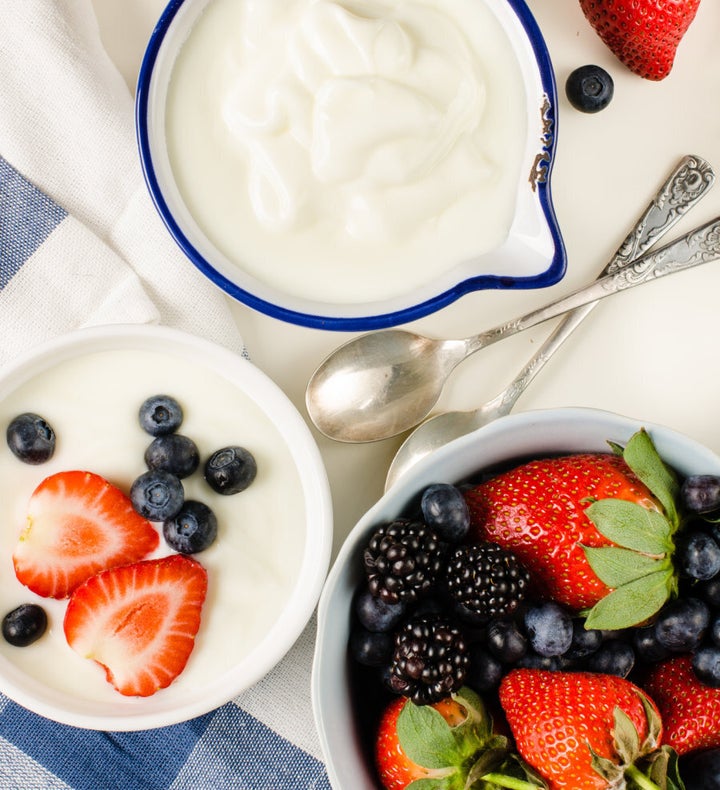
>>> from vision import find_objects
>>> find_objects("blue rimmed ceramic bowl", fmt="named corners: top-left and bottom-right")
top-left (136, 0), bottom-right (566, 331)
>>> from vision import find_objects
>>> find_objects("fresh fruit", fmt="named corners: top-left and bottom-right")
top-left (682, 474), bottom-right (720, 514)
top-left (654, 596), bottom-right (710, 652)
top-left (681, 746), bottom-right (720, 789)
top-left (565, 64), bottom-right (614, 112)
top-left (676, 529), bottom-right (720, 580)
top-left (163, 500), bottom-right (218, 554)
top-left (63, 554), bottom-right (207, 697)
top-left (692, 644), bottom-right (720, 687)
top-left (523, 602), bottom-right (573, 658)
top-left (130, 469), bottom-right (184, 521)
top-left (499, 668), bottom-right (678, 789)
top-left (350, 627), bottom-right (394, 668)
top-left (145, 434), bottom-right (199, 479)
top-left (445, 542), bottom-right (529, 618)
top-left (363, 519), bottom-right (444, 605)
top-left (2, 603), bottom-right (47, 647)
top-left (643, 654), bottom-right (720, 755)
top-left (486, 619), bottom-right (528, 664)
top-left (13, 470), bottom-right (159, 598)
top-left (386, 614), bottom-right (469, 705)
top-left (204, 446), bottom-right (257, 495)
top-left (6, 413), bottom-right (56, 464)
top-left (586, 638), bottom-right (635, 677)
top-left (465, 430), bottom-right (681, 628)
top-left (375, 687), bottom-right (543, 790)
top-left (578, 0), bottom-right (701, 81)
top-left (354, 587), bottom-right (408, 633)
top-left (420, 484), bottom-right (470, 543)
top-left (138, 394), bottom-right (183, 436)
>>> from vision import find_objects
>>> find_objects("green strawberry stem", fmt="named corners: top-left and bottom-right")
top-left (481, 773), bottom-right (544, 789)
top-left (624, 765), bottom-right (661, 790)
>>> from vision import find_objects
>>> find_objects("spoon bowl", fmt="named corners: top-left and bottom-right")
top-left (307, 213), bottom-right (720, 443)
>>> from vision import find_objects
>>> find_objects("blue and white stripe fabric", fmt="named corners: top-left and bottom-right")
top-left (0, 0), bottom-right (330, 785)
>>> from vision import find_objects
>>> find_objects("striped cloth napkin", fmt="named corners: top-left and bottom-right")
top-left (0, 1), bottom-right (329, 787)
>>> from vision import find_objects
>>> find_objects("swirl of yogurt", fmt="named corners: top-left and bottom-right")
top-left (221, 0), bottom-right (490, 242)
top-left (166, 0), bottom-right (527, 303)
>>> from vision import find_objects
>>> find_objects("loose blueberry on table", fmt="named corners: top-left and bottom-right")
top-left (350, 429), bottom-right (720, 789)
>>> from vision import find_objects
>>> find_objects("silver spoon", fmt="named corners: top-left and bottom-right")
top-left (307, 212), bottom-right (720, 445)
top-left (384, 155), bottom-right (715, 490)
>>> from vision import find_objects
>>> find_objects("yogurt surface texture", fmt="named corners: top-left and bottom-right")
top-left (0, 347), bottom-right (308, 707)
top-left (165, 0), bottom-right (528, 304)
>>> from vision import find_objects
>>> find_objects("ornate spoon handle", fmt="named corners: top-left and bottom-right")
top-left (467, 214), bottom-right (720, 354)
top-left (490, 155), bottom-right (714, 414)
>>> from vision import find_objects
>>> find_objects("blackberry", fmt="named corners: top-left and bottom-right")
top-left (363, 519), bottom-right (443, 604)
top-left (388, 614), bottom-right (469, 705)
top-left (445, 542), bottom-right (529, 618)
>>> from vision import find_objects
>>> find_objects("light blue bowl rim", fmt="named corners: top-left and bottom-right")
top-left (136, 0), bottom-right (567, 331)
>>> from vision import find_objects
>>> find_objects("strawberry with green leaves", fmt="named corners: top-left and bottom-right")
top-left (642, 654), bottom-right (720, 756)
top-left (465, 429), bottom-right (682, 630)
top-left (579, 0), bottom-right (701, 81)
top-left (375, 687), bottom-right (546, 790)
top-left (499, 668), bottom-right (682, 790)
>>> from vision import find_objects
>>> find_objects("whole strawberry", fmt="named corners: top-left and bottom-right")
top-left (375, 687), bottom-right (544, 790)
top-left (579, 0), bottom-right (701, 81)
top-left (642, 654), bottom-right (720, 755)
top-left (465, 429), bottom-right (681, 629)
top-left (499, 668), bottom-right (680, 790)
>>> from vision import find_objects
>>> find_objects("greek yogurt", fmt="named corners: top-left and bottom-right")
top-left (0, 347), bottom-right (308, 706)
top-left (165, 0), bottom-right (528, 303)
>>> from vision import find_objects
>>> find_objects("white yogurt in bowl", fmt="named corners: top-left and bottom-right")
top-left (137, 0), bottom-right (565, 329)
top-left (0, 325), bottom-right (332, 730)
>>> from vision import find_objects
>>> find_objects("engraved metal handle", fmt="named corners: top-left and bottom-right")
top-left (465, 214), bottom-right (720, 354)
top-left (488, 155), bottom-right (715, 414)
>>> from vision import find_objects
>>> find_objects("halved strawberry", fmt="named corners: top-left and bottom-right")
top-left (63, 554), bottom-right (207, 697)
top-left (13, 470), bottom-right (159, 599)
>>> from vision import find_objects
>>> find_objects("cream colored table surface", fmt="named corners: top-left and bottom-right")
top-left (92, 0), bottom-right (720, 560)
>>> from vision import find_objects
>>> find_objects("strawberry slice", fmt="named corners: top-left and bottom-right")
top-left (13, 470), bottom-right (159, 599)
top-left (63, 554), bottom-right (208, 697)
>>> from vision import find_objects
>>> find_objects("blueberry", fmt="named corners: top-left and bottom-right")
top-left (654, 597), bottom-right (710, 652)
top-left (204, 446), bottom-right (257, 495)
top-left (524, 602), bottom-right (573, 657)
top-left (163, 500), bottom-right (217, 554)
top-left (566, 620), bottom-right (603, 661)
top-left (711, 614), bottom-right (720, 647)
top-left (465, 646), bottom-right (504, 691)
top-left (681, 475), bottom-right (720, 514)
top-left (420, 484), bottom-right (470, 543)
top-left (145, 434), bottom-right (199, 479)
top-left (681, 746), bottom-right (720, 790)
top-left (586, 639), bottom-right (635, 677)
top-left (677, 530), bottom-right (720, 580)
top-left (486, 619), bottom-right (527, 664)
top-left (139, 395), bottom-right (183, 436)
top-left (698, 576), bottom-right (720, 609)
top-left (349, 627), bottom-right (393, 667)
top-left (2, 604), bottom-right (47, 646)
top-left (354, 587), bottom-right (407, 633)
top-left (130, 470), bottom-right (184, 521)
top-left (6, 413), bottom-right (56, 464)
top-left (633, 625), bottom-right (671, 664)
top-left (565, 65), bottom-right (614, 113)
top-left (692, 645), bottom-right (720, 688)
top-left (516, 651), bottom-right (563, 671)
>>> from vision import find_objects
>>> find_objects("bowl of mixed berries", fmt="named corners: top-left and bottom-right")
top-left (312, 408), bottom-right (720, 789)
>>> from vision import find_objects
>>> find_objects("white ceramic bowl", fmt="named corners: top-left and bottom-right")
top-left (0, 324), bottom-right (332, 730)
top-left (136, 0), bottom-right (566, 330)
top-left (311, 407), bottom-right (720, 789)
